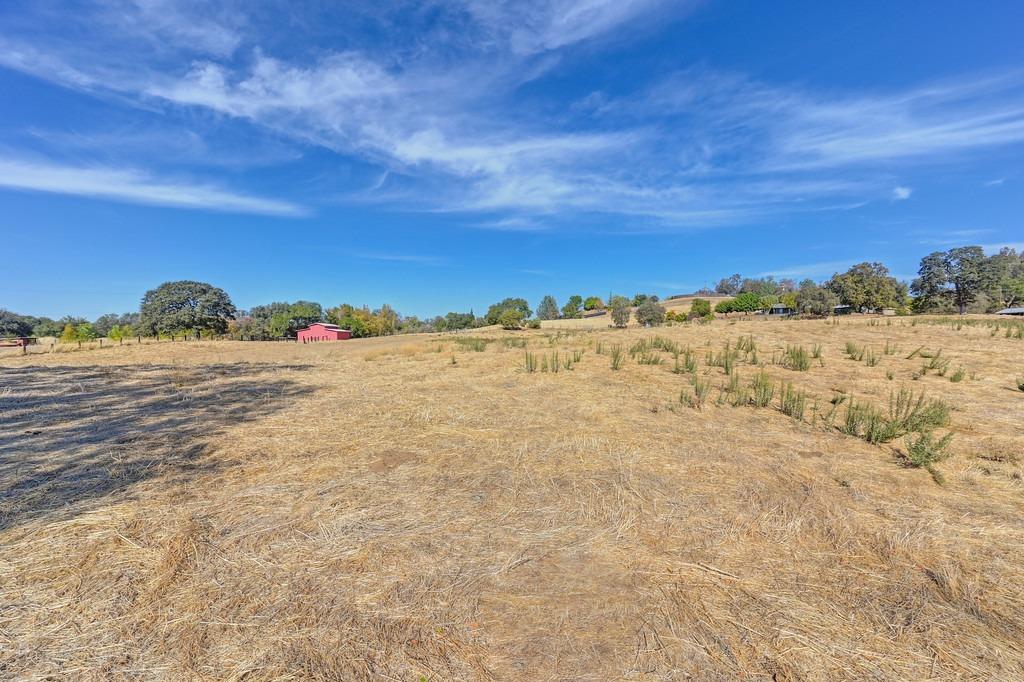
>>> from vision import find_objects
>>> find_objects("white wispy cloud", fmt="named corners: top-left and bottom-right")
top-left (0, 157), bottom-right (305, 216)
top-left (892, 186), bottom-right (912, 200)
top-left (1, 2), bottom-right (1023, 228)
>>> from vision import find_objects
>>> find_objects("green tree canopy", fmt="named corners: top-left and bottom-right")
top-left (443, 311), bottom-right (477, 330)
top-left (795, 279), bottom-right (839, 316)
top-left (715, 274), bottom-right (742, 295)
top-left (139, 281), bottom-right (237, 336)
top-left (497, 308), bottom-right (525, 329)
top-left (561, 295), bottom-right (583, 319)
top-left (731, 292), bottom-right (763, 313)
top-left (583, 296), bottom-right (604, 310)
top-left (536, 295), bottom-right (560, 321)
top-left (740, 277), bottom-right (780, 296)
top-left (609, 295), bottom-right (632, 328)
top-left (0, 310), bottom-right (33, 337)
top-left (485, 298), bottom-right (532, 325)
top-left (635, 299), bottom-right (666, 326)
top-left (911, 247), bottom-right (992, 314)
top-left (987, 247), bottom-right (1024, 309)
top-left (827, 262), bottom-right (905, 311)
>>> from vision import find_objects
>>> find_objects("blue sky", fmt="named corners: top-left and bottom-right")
top-left (1, 0), bottom-right (1022, 319)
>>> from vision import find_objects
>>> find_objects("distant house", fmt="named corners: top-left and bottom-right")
top-left (767, 303), bottom-right (795, 316)
top-left (995, 307), bottom-right (1024, 316)
top-left (833, 304), bottom-right (853, 315)
top-left (297, 323), bottom-right (351, 342)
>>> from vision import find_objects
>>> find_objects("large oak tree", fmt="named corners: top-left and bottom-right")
top-left (139, 281), bottom-right (237, 336)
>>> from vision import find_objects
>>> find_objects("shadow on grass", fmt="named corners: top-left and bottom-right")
top-left (0, 363), bottom-right (311, 532)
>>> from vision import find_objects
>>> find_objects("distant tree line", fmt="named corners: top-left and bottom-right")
top-left (704, 247), bottom-right (1024, 318)
top-left (3, 246), bottom-right (1021, 340)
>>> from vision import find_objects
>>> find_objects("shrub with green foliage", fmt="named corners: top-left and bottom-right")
top-left (783, 345), bottom-right (811, 371)
top-left (609, 296), bottom-right (632, 328)
top-left (497, 309), bottom-right (525, 329)
top-left (904, 431), bottom-right (954, 484)
top-left (751, 371), bottom-right (774, 407)
top-left (635, 299), bottom-right (667, 326)
top-left (485, 298), bottom-right (532, 325)
top-left (609, 344), bottom-right (624, 369)
top-left (583, 296), bottom-right (604, 311)
top-left (689, 298), bottom-right (712, 319)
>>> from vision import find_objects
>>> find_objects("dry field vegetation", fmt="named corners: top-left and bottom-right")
top-left (2, 315), bottom-right (1023, 680)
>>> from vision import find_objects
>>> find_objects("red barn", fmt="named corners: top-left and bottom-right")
top-left (297, 323), bottom-right (351, 342)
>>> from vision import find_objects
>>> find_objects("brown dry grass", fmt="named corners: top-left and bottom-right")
top-left (2, 316), bottom-right (1023, 680)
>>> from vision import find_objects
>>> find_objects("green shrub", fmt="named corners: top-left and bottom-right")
top-left (682, 377), bottom-right (711, 410)
top-left (635, 299), bottom-right (667, 326)
top-left (636, 350), bottom-right (663, 365)
top-left (949, 367), bottom-right (965, 383)
top-left (783, 345), bottom-right (810, 371)
top-left (610, 345), bottom-right (624, 370)
top-left (841, 388), bottom-right (950, 444)
top-left (843, 399), bottom-right (890, 443)
top-left (736, 335), bottom-right (757, 353)
top-left (779, 382), bottom-right (808, 420)
top-left (751, 371), bottom-right (774, 407)
top-left (524, 351), bottom-right (538, 372)
top-left (609, 296), bottom-right (632, 328)
top-left (904, 431), bottom-right (954, 484)
top-left (925, 350), bottom-right (950, 376)
top-left (497, 309), bottom-right (525, 329)
top-left (689, 298), bottom-right (712, 319)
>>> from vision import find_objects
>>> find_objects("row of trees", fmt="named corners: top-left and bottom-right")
top-left (713, 274), bottom-right (797, 297)
top-left (3, 246), bottom-right (1020, 340)
top-left (912, 246), bottom-right (1024, 314)
top-left (704, 247), bottom-right (1024, 317)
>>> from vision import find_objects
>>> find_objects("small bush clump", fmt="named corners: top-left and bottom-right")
top-left (610, 345), bottom-right (624, 370)
top-left (904, 431), bottom-right (954, 484)
top-left (524, 351), bottom-right (537, 372)
top-left (783, 345), bottom-right (810, 371)
top-left (779, 382), bottom-right (808, 421)
top-left (751, 371), bottom-right (774, 408)
top-left (682, 377), bottom-right (712, 410)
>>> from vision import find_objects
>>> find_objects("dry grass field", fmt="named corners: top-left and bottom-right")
top-left (2, 316), bottom-right (1023, 680)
